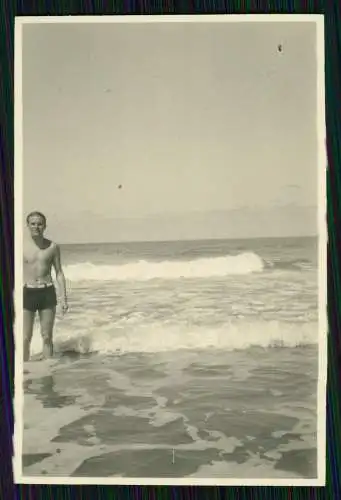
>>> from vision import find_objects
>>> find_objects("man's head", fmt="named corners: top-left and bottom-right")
top-left (26, 211), bottom-right (47, 237)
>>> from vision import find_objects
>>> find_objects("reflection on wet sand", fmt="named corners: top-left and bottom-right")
top-left (22, 348), bottom-right (318, 480)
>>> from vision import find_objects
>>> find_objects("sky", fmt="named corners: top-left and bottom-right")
top-left (22, 19), bottom-right (320, 243)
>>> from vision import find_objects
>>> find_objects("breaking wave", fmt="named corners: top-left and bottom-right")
top-left (63, 252), bottom-right (264, 282)
top-left (30, 319), bottom-right (317, 357)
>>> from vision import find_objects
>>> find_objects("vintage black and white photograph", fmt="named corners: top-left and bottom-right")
top-left (14, 15), bottom-right (326, 485)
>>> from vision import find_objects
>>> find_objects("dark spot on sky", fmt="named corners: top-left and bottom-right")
top-left (118, 185), bottom-right (122, 189)
top-left (278, 44), bottom-right (283, 52)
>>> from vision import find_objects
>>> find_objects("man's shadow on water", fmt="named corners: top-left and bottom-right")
top-left (24, 374), bottom-right (78, 409)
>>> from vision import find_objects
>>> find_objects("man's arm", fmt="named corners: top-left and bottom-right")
top-left (53, 244), bottom-right (68, 312)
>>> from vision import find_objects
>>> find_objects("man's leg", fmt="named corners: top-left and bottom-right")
top-left (23, 310), bottom-right (35, 362)
top-left (39, 307), bottom-right (56, 359)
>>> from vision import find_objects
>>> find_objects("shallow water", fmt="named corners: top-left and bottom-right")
top-left (22, 237), bottom-right (320, 479)
top-left (23, 346), bottom-right (318, 478)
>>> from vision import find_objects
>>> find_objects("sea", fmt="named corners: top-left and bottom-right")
top-left (22, 236), bottom-right (321, 480)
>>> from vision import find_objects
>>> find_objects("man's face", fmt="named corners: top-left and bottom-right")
top-left (27, 215), bottom-right (46, 237)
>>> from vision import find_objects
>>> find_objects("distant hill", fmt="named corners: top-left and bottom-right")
top-left (41, 205), bottom-right (318, 244)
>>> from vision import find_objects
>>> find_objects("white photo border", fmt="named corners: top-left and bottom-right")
top-left (13, 14), bottom-right (327, 486)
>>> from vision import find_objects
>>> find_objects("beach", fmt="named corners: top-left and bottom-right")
top-left (22, 236), bottom-right (319, 479)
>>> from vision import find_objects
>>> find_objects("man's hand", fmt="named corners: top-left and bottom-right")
top-left (60, 299), bottom-right (69, 316)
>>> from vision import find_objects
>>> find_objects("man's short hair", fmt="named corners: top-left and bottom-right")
top-left (26, 211), bottom-right (47, 225)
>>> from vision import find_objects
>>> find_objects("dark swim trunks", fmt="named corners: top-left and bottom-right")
top-left (23, 285), bottom-right (57, 312)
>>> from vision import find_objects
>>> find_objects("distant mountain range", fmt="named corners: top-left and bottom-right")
top-left (41, 205), bottom-right (319, 243)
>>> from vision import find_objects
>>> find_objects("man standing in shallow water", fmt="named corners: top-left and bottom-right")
top-left (23, 211), bottom-right (68, 361)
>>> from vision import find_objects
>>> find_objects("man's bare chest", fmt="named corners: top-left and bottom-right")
top-left (24, 244), bottom-right (54, 265)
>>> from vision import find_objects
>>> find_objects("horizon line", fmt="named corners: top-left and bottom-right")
top-left (58, 234), bottom-right (318, 246)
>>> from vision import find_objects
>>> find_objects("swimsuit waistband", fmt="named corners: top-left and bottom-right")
top-left (24, 283), bottom-right (54, 289)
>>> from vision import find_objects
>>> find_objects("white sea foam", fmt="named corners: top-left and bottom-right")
top-left (29, 318), bottom-right (317, 357)
top-left (63, 252), bottom-right (264, 282)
